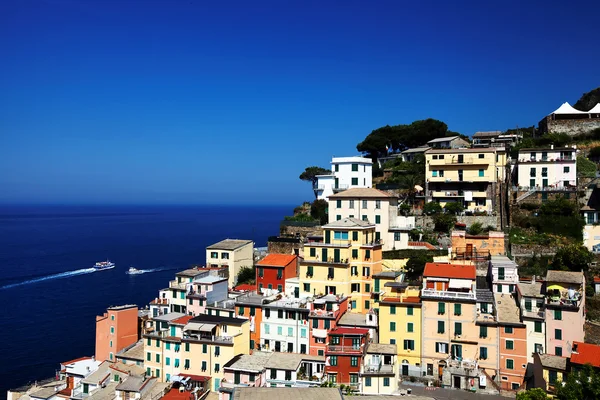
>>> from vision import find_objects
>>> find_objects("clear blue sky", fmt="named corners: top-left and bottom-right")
top-left (1, 0), bottom-right (599, 205)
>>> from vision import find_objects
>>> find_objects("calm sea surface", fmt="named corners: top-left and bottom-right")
top-left (0, 204), bottom-right (290, 397)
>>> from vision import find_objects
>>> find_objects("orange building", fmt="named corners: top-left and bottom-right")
top-left (235, 291), bottom-right (267, 353)
top-left (451, 230), bottom-right (505, 257)
top-left (95, 304), bottom-right (139, 362)
top-left (495, 293), bottom-right (527, 391)
top-left (256, 254), bottom-right (298, 293)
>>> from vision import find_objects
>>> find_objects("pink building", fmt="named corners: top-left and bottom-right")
top-left (308, 295), bottom-right (349, 356)
top-left (219, 352), bottom-right (271, 400)
top-left (545, 271), bottom-right (585, 357)
top-left (186, 274), bottom-right (228, 316)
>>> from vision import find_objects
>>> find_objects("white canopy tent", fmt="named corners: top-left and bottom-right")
top-left (589, 103), bottom-right (600, 114)
top-left (551, 102), bottom-right (588, 115)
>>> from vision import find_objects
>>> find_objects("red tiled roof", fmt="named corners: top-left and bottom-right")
top-left (162, 388), bottom-right (194, 400)
top-left (408, 241), bottom-right (437, 250)
top-left (61, 356), bottom-right (92, 366)
top-left (234, 284), bottom-right (256, 292)
top-left (329, 327), bottom-right (369, 336)
top-left (257, 254), bottom-right (297, 267)
top-left (171, 315), bottom-right (194, 325)
top-left (423, 263), bottom-right (476, 279)
top-left (570, 342), bottom-right (600, 368)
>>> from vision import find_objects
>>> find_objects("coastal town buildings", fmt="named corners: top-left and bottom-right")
top-left (325, 327), bottom-right (370, 389)
top-left (360, 343), bottom-right (398, 394)
top-left (299, 218), bottom-right (383, 313)
top-left (538, 102), bottom-right (600, 136)
top-left (377, 284), bottom-right (421, 377)
top-left (259, 296), bottom-right (310, 354)
top-left (516, 280), bottom-right (546, 363)
top-left (327, 188), bottom-right (415, 250)
top-left (426, 136), bottom-right (470, 149)
top-left (95, 304), bottom-right (139, 362)
top-left (186, 273), bottom-right (229, 316)
top-left (472, 131), bottom-right (522, 149)
top-left (544, 270), bottom-right (585, 357)
top-left (308, 294), bottom-right (349, 357)
top-left (515, 146), bottom-right (577, 189)
top-left (495, 293), bottom-right (527, 391)
top-left (236, 291), bottom-right (271, 353)
top-left (206, 239), bottom-right (254, 288)
top-left (255, 254), bottom-right (298, 294)
top-left (315, 156), bottom-right (373, 200)
top-left (490, 256), bottom-right (519, 294)
top-left (420, 263), bottom-right (479, 385)
top-left (424, 147), bottom-right (507, 213)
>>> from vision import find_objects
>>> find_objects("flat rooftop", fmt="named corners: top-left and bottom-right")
top-left (224, 352), bottom-right (272, 372)
top-left (117, 340), bottom-right (144, 361)
top-left (265, 352), bottom-right (325, 371)
top-left (494, 293), bottom-right (523, 326)
top-left (207, 239), bottom-right (253, 251)
top-left (546, 270), bottom-right (584, 285)
top-left (517, 281), bottom-right (544, 298)
top-left (366, 343), bottom-right (397, 355)
top-left (337, 312), bottom-right (371, 328)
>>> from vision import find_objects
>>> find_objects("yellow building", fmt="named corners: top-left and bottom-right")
top-left (424, 148), bottom-right (507, 213)
top-left (143, 313), bottom-right (250, 392)
top-left (299, 218), bottom-right (383, 313)
top-left (378, 283), bottom-right (422, 376)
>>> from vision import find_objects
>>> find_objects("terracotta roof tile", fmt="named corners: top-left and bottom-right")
top-left (257, 254), bottom-right (297, 267)
top-left (234, 283), bottom-right (256, 291)
top-left (171, 315), bottom-right (194, 325)
top-left (61, 356), bottom-right (92, 366)
top-left (408, 241), bottom-right (437, 250)
top-left (570, 342), bottom-right (600, 368)
top-left (424, 262), bottom-right (476, 279)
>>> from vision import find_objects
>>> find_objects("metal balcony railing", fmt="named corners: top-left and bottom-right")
top-left (421, 289), bottom-right (476, 300)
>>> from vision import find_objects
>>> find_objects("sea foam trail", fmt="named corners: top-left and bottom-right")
top-left (0, 268), bottom-right (96, 290)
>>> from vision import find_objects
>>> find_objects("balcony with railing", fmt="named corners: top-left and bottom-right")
top-left (169, 280), bottom-right (188, 290)
top-left (361, 362), bottom-right (395, 376)
top-left (545, 289), bottom-right (582, 309)
top-left (220, 381), bottom-right (252, 390)
top-left (360, 240), bottom-right (383, 248)
top-left (183, 333), bottom-right (236, 344)
top-left (452, 247), bottom-right (490, 261)
top-left (475, 312), bottom-right (497, 323)
top-left (332, 184), bottom-right (349, 192)
top-left (421, 289), bottom-right (476, 301)
top-left (522, 308), bottom-right (545, 319)
top-left (308, 241), bottom-right (351, 248)
top-left (326, 344), bottom-right (365, 354)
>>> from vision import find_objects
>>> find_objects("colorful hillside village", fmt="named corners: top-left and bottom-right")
top-left (9, 100), bottom-right (600, 400)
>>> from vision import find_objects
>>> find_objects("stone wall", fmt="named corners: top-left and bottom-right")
top-left (540, 115), bottom-right (600, 136)
top-left (416, 215), bottom-right (500, 231)
top-left (267, 237), bottom-right (303, 256)
top-left (279, 221), bottom-right (321, 240)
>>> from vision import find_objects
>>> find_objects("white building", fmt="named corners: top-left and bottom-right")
top-left (261, 297), bottom-right (311, 354)
top-left (489, 256), bottom-right (519, 294)
top-left (360, 343), bottom-right (398, 395)
top-left (516, 147), bottom-right (577, 189)
top-left (328, 188), bottom-right (415, 250)
top-left (516, 281), bottom-right (546, 363)
top-left (315, 156), bottom-right (373, 200)
top-left (427, 136), bottom-right (470, 149)
top-left (206, 239), bottom-right (254, 288)
top-left (265, 352), bottom-right (326, 387)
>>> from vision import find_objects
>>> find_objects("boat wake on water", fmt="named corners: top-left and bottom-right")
top-left (126, 266), bottom-right (178, 275)
top-left (0, 268), bottom-right (97, 290)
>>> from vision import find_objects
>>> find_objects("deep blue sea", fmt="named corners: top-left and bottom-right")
top-left (0, 204), bottom-right (289, 397)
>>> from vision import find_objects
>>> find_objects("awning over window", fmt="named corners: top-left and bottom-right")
top-left (448, 279), bottom-right (472, 289)
top-left (184, 322), bottom-right (216, 332)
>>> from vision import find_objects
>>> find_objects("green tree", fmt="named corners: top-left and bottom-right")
top-left (467, 222), bottom-right (484, 235)
top-left (577, 155), bottom-right (597, 179)
top-left (433, 213), bottom-right (457, 233)
top-left (310, 199), bottom-right (328, 225)
top-left (423, 202), bottom-right (442, 215)
top-left (516, 388), bottom-right (548, 400)
top-left (555, 365), bottom-right (600, 400)
top-left (550, 243), bottom-right (593, 272)
top-left (539, 196), bottom-right (576, 217)
top-left (299, 166), bottom-right (331, 198)
top-left (237, 266), bottom-right (255, 285)
top-left (405, 252), bottom-right (434, 283)
top-left (444, 202), bottom-right (464, 215)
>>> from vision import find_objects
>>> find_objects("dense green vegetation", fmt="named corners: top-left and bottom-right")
top-left (577, 155), bottom-right (597, 178)
top-left (310, 199), bottom-right (328, 225)
top-left (380, 154), bottom-right (425, 191)
top-left (383, 249), bottom-right (446, 283)
top-left (356, 119), bottom-right (463, 160)
top-left (236, 266), bottom-right (255, 285)
top-left (555, 365), bottom-right (600, 400)
top-left (516, 388), bottom-right (548, 400)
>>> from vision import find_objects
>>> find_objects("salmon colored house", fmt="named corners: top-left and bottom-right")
top-left (256, 254), bottom-right (298, 293)
top-left (95, 304), bottom-right (138, 362)
top-left (308, 295), bottom-right (349, 356)
top-left (495, 293), bottom-right (527, 391)
top-left (325, 327), bottom-right (370, 389)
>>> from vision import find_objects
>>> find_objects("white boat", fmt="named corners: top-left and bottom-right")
top-left (94, 260), bottom-right (115, 271)
top-left (127, 267), bottom-right (144, 275)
